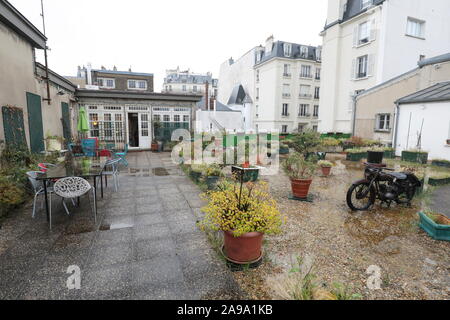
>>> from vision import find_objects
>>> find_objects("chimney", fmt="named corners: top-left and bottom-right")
top-left (86, 63), bottom-right (93, 85)
top-left (205, 81), bottom-right (209, 110)
top-left (113, 65), bottom-right (117, 71)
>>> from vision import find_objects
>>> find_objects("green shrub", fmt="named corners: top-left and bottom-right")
top-left (289, 130), bottom-right (322, 156)
top-left (0, 178), bottom-right (26, 218)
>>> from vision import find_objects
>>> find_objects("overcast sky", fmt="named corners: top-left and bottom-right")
top-left (10, 0), bottom-right (327, 91)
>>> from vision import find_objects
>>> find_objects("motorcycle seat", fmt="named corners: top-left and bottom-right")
top-left (387, 172), bottom-right (408, 180)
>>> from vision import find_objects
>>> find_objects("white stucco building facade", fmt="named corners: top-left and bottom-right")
top-left (218, 36), bottom-right (322, 133)
top-left (319, 0), bottom-right (450, 134)
top-left (162, 67), bottom-right (218, 98)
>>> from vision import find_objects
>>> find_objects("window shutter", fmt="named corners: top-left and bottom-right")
top-left (370, 19), bottom-right (377, 41)
top-left (351, 59), bottom-right (356, 80)
top-left (353, 25), bottom-right (359, 47)
top-left (368, 54), bottom-right (375, 77)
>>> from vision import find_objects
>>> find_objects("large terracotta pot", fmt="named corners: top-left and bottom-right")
top-left (321, 166), bottom-right (331, 176)
top-left (291, 178), bottom-right (312, 199)
top-left (223, 231), bottom-right (263, 263)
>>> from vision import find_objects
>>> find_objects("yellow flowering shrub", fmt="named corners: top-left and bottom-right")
top-left (200, 181), bottom-right (283, 237)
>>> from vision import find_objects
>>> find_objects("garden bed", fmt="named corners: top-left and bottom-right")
top-left (419, 212), bottom-right (450, 241)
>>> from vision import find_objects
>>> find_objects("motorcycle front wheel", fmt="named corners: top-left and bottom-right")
top-left (346, 182), bottom-right (376, 211)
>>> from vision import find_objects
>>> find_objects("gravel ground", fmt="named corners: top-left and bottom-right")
top-left (232, 155), bottom-right (450, 300)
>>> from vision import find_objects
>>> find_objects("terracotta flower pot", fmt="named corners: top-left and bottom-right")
top-left (243, 161), bottom-right (250, 168)
top-left (321, 166), bottom-right (332, 176)
top-left (151, 143), bottom-right (159, 152)
top-left (223, 230), bottom-right (263, 263)
top-left (291, 178), bottom-right (312, 199)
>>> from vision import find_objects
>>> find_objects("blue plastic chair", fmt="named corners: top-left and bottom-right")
top-left (115, 144), bottom-right (129, 166)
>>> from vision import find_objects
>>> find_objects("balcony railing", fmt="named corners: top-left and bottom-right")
top-left (281, 113), bottom-right (290, 117)
top-left (283, 73), bottom-right (292, 78)
top-left (300, 74), bottom-right (313, 79)
top-left (299, 94), bottom-right (312, 99)
top-left (298, 113), bottom-right (311, 118)
top-left (282, 93), bottom-right (291, 98)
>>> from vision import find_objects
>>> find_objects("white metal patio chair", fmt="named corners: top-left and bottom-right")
top-left (27, 171), bottom-right (70, 220)
top-left (100, 158), bottom-right (121, 192)
top-left (53, 177), bottom-right (97, 224)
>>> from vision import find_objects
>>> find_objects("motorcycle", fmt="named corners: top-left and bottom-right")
top-left (346, 163), bottom-right (422, 211)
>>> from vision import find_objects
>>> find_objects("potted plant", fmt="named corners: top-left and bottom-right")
top-left (200, 181), bottom-right (283, 263)
top-left (367, 147), bottom-right (385, 164)
top-left (318, 160), bottom-right (333, 177)
top-left (45, 134), bottom-right (64, 152)
top-left (189, 164), bottom-right (203, 182)
top-left (346, 148), bottom-right (368, 162)
top-left (202, 164), bottom-right (224, 190)
top-left (279, 141), bottom-right (291, 155)
top-left (282, 152), bottom-right (317, 199)
top-left (419, 210), bottom-right (450, 241)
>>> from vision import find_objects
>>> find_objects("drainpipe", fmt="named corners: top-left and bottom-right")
top-left (41, 0), bottom-right (51, 105)
top-left (351, 94), bottom-right (357, 135)
top-left (392, 102), bottom-right (400, 151)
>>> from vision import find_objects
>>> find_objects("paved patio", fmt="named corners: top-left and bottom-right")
top-left (0, 152), bottom-right (241, 300)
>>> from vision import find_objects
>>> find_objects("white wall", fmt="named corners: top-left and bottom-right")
top-left (395, 101), bottom-right (450, 160)
top-left (195, 109), bottom-right (243, 133)
top-left (381, 0), bottom-right (450, 82)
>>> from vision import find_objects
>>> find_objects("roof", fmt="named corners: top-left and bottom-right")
top-left (324, 0), bottom-right (385, 31)
top-left (418, 53), bottom-right (450, 68)
top-left (0, 0), bottom-right (46, 49)
top-left (256, 41), bottom-right (320, 65)
top-left (396, 81), bottom-right (450, 105)
top-left (75, 89), bottom-right (202, 102)
top-left (93, 69), bottom-right (154, 77)
top-left (164, 72), bottom-right (217, 86)
top-left (196, 97), bottom-right (241, 112)
top-left (35, 62), bottom-right (77, 93)
top-left (227, 84), bottom-right (252, 105)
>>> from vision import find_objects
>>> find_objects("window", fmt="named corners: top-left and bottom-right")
top-left (358, 21), bottom-right (370, 44)
top-left (183, 115), bottom-right (189, 122)
top-left (115, 114), bottom-right (124, 141)
top-left (299, 104), bottom-right (309, 117)
top-left (299, 85), bottom-right (311, 98)
top-left (283, 64), bottom-right (291, 77)
top-left (193, 85), bottom-right (197, 92)
top-left (163, 115), bottom-right (170, 122)
top-left (98, 78), bottom-right (115, 88)
top-left (138, 80), bottom-right (147, 89)
top-left (361, 0), bottom-right (372, 10)
top-left (89, 113), bottom-right (99, 137)
top-left (300, 65), bottom-right (312, 78)
top-left (298, 124), bottom-right (305, 133)
top-left (282, 84), bottom-right (291, 98)
top-left (314, 87), bottom-right (320, 99)
top-left (312, 125), bottom-right (318, 132)
top-left (182, 85), bottom-right (187, 92)
top-left (313, 105), bottom-right (319, 117)
top-left (283, 43), bottom-right (292, 57)
top-left (356, 55), bottom-right (368, 78)
top-left (256, 88), bottom-right (259, 100)
top-left (255, 105), bottom-right (259, 118)
top-left (406, 18), bottom-right (425, 39)
top-left (300, 46), bottom-right (308, 58)
top-left (153, 114), bottom-right (161, 122)
top-left (282, 125), bottom-right (288, 134)
top-left (128, 80), bottom-right (136, 89)
top-left (282, 104), bottom-right (289, 116)
top-left (376, 114), bottom-right (391, 131)
top-left (174, 115), bottom-right (181, 122)
top-left (104, 113), bottom-right (113, 140)
top-left (256, 70), bottom-right (260, 82)
top-left (315, 68), bottom-right (321, 80)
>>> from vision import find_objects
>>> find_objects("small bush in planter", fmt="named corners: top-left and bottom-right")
top-left (401, 149), bottom-right (428, 164)
top-left (318, 160), bottom-right (333, 176)
top-left (432, 159), bottom-right (450, 168)
top-left (200, 181), bottom-right (283, 263)
top-left (345, 148), bottom-right (367, 161)
top-left (282, 153), bottom-right (317, 199)
top-left (202, 164), bottom-right (224, 190)
top-left (189, 164), bottom-right (203, 182)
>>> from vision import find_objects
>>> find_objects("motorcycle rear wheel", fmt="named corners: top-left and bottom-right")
top-left (347, 182), bottom-right (376, 211)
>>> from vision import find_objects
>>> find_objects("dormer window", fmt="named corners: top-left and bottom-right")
top-left (300, 46), bottom-right (308, 58)
top-left (283, 43), bottom-right (292, 57)
top-left (98, 78), bottom-right (115, 89)
top-left (128, 80), bottom-right (147, 90)
top-left (361, 0), bottom-right (373, 10)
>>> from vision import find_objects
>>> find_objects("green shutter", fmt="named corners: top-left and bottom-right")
top-left (26, 92), bottom-right (45, 153)
top-left (61, 102), bottom-right (72, 145)
top-left (2, 106), bottom-right (27, 148)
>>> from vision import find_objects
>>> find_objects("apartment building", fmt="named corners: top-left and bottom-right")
top-left (162, 67), bottom-right (218, 98)
top-left (319, 0), bottom-right (450, 134)
top-left (218, 36), bottom-right (322, 133)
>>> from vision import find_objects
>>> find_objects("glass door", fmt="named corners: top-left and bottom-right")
top-left (139, 113), bottom-right (151, 149)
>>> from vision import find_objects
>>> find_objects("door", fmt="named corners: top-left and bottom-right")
top-left (128, 113), bottom-right (139, 148)
top-left (61, 102), bottom-right (72, 146)
top-left (2, 106), bottom-right (27, 147)
top-left (139, 113), bottom-right (151, 149)
top-left (26, 92), bottom-right (45, 153)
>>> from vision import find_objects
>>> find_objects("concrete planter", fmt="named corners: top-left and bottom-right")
top-left (383, 150), bottom-right (395, 159)
top-left (346, 152), bottom-right (367, 162)
top-left (419, 212), bottom-right (450, 242)
top-left (231, 166), bottom-right (260, 183)
top-left (401, 151), bottom-right (428, 164)
top-left (431, 160), bottom-right (450, 168)
top-left (428, 177), bottom-right (450, 187)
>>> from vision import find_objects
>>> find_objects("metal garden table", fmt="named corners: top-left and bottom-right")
top-left (37, 156), bottom-right (108, 224)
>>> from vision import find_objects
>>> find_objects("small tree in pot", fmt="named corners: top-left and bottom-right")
top-left (200, 181), bottom-right (282, 264)
top-left (282, 153), bottom-right (317, 199)
top-left (318, 160), bottom-right (333, 177)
